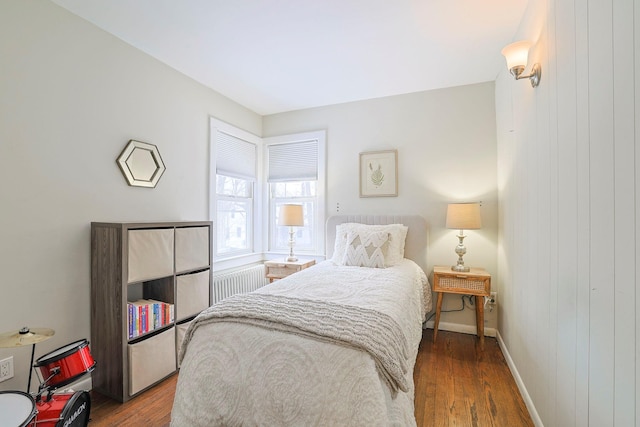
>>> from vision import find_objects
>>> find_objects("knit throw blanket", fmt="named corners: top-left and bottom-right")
top-left (179, 293), bottom-right (410, 394)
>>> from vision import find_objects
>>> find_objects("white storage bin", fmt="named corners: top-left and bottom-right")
top-left (176, 320), bottom-right (193, 368)
top-left (176, 270), bottom-right (210, 321)
top-left (128, 327), bottom-right (176, 395)
top-left (175, 226), bottom-right (210, 273)
top-left (127, 229), bottom-right (174, 283)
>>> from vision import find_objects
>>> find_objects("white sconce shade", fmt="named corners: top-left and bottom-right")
top-left (501, 40), bottom-right (541, 88)
top-left (501, 41), bottom-right (531, 73)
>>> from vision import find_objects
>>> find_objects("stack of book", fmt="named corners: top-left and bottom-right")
top-left (127, 299), bottom-right (175, 339)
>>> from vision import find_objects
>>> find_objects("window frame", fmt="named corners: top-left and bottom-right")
top-left (263, 131), bottom-right (326, 258)
top-left (215, 174), bottom-right (253, 257)
top-left (269, 184), bottom-right (317, 253)
top-left (210, 118), bottom-right (263, 270)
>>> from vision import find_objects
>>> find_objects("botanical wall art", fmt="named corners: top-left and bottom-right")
top-left (359, 149), bottom-right (398, 197)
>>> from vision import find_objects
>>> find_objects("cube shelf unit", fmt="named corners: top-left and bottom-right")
top-left (90, 221), bottom-right (212, 402)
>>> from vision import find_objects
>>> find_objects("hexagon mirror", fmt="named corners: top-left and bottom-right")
top-left (117, 140), bottom-right (166, 188)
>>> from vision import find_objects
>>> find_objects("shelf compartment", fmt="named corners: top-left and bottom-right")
top-left (128, 327), bottom-right (176, 396)
top-left (175, 270), bottom-right (209, 321)
top-left (127, 277), bottom-right (175, 339)
top-left (127, 229), bottom-right (174, 283)
top-left (175, 226), bottom-right (210, 273)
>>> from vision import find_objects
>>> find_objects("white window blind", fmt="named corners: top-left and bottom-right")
top-left (268, 140), bottom-right (318, 182)
top-left (216, 131), bottom-right (256, 180)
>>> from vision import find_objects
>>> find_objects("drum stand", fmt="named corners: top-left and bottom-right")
top-left (34, 367), bottom-right (60, 402)
top-left (27, 342), bottom-right (36, 393)
top-left (0, 326), bottom-right (55, 393)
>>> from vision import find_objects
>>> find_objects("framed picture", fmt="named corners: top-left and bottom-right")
top-left (359, 149), bottom-right (398, 197)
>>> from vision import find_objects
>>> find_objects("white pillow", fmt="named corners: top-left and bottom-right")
top-left (331, 223), bottom-right (408, 266)
top-left (341, 230), bottom-right (390, 268)
top-left (331, 223), bottom-right (354, 264)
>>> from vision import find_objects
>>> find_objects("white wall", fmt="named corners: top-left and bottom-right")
top-left (495, 0), bottom-right (640, 425)
top-left (264, 82), bottom-right (499, 333)
top-left (0, 0), bottom-right (261, 392)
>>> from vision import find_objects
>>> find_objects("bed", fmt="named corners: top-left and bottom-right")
top-left (171, 215), bottom-right (432, 426)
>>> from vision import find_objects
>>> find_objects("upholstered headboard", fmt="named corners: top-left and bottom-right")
top-left (326, 215), bottom-right (428, 273)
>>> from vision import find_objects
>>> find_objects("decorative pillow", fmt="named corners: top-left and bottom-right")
top-left (331, 223), bottom-right (356, 264)
top-left (375, 224), bottom-right (408, 266)
top-left (341, 230), bottom-right (390, 268)
top-left (331, 223), bottom-right (408, 267)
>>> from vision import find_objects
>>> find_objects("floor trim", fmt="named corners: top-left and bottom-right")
top-left (423, 320), bottom-right (497, 337)
top-left (496, 330), bottom-right (544, 427)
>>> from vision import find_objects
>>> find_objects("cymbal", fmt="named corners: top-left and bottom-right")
top-left (0, 327), bottom-right (55, 348)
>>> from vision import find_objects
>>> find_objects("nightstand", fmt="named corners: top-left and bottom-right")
top-left (432, 265), bottom-right (491, 343)
top-left (264, 258), bottom-right (316, 282)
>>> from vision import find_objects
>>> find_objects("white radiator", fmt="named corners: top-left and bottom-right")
top-left (213, 264), bottom-right (269, 303)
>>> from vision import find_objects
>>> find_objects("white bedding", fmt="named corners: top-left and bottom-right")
top-left (171, 259), bottom-right (431, 426)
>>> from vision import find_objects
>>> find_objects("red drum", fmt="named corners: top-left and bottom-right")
top-left (0, 390), bottom-right (37, 427)
top-left (35, 391), bottom-right (91, 427)
top-left (34, 339), bottom-right (96, 389)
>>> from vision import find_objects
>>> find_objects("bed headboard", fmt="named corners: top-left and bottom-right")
top-left (326, 215), bottom-right (428, 273)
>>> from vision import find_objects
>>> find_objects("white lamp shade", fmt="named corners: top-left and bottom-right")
top-left (446, 203), bottom-right (481, 230)
top-left (501, 40), bottom-right (531, 71)
top-left (278, 204), bottom-right (304, 226)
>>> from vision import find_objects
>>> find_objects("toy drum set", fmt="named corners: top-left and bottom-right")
top-left (0, 327), bottom-right (95, 427)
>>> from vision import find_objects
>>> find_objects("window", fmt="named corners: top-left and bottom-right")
top-left (215, 174), bottom-right (252, 255)
top-left (210, 120), bottom-right (324, 265)
top-left (265, 131), bottom-right (326, 256)
top-left (271, 181), bottom-right (317, 251)
top-left (210, 118), bottom-right (261, 261)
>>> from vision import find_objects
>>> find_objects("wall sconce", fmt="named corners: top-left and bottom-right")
top-left (501, 40), bottom-right (541, 88)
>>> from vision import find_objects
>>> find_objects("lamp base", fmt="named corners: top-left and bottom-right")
top-left (451, 232), bottom-right (470, 272)
top-left (286, 226), bottom-right (298, 262)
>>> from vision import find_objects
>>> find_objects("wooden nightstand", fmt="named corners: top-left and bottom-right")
top-left (432, 265), bottom-right (491, 343)
top-left (264, 258), bottom-right (316, 282)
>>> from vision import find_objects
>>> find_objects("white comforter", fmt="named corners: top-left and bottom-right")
top-left (171, 259), bottom-right (431, 427)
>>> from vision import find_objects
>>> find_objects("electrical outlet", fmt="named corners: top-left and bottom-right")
top-left (485, 292), bottom-right (497, 312)
top-left (0, 356), bottom-right (14, 382)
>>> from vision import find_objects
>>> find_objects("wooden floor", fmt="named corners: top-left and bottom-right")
top-left (414, 330), bottom-right (533, 426)
top-left (89, 330), bottom-right (533, 426)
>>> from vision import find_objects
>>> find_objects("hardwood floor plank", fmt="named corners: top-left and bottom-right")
top-left (416, 329), bottom-right (534, 427)
top-left (88, 330), bottom-right (533, 426)
top-left (89, 373), bottom-right (176, 427)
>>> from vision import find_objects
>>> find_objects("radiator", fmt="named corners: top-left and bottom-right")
top-left (213, 264), bottom-right (269, 303)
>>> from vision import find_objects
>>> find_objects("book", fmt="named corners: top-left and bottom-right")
top-left (128, 299), bottom-right (177, 337)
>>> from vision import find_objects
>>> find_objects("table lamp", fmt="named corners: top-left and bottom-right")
top-left (446, 202), bottom-right (481, 272)
top-left (279, 204), bottom-right (304, 262)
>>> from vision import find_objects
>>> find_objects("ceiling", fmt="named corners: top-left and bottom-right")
top-left (51, 0), bottom-right (529, 115)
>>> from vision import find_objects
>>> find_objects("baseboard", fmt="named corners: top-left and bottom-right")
top-left (496, 331), bottom-right (544, 427)
top-left (423, 320), bottom-right (496, 337)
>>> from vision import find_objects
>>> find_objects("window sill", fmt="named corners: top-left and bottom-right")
top-left (214, 253), bottom-right (264, 272)
top-left (262, 251), bottom-right (326, 264)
